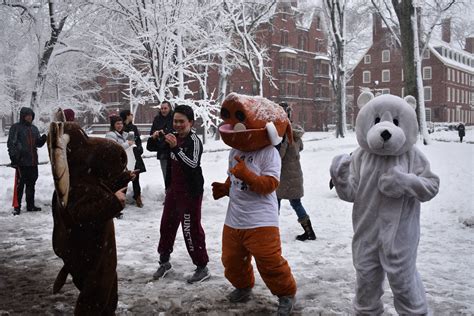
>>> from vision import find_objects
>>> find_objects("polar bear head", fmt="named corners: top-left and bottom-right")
top-left (356, 92), bottom-right (418, 156)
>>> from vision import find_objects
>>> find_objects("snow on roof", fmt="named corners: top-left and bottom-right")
top-left (314, 54), bottom-right (330, 61)
top-left (279, 47), bottom-right (298, 54)
top-left (429, 38), bottom-right (473, 73)
top-left (224, 93), bottom-right (287, 122)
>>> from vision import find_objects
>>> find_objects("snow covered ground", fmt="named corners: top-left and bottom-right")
top-left (0, 128), bottom-right (473, 315)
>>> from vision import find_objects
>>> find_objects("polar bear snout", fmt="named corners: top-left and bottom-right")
top-left (381, 130), bottom-right (392, 141)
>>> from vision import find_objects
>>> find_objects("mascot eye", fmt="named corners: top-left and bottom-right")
top-left (220, 108), bottom-right (230, 119)
top-left (374, 117), bottom-right (380, 124)
top-left (235, 110), bottom-right (246, 122)
top-left (393, 119), bottom-right (399, 126)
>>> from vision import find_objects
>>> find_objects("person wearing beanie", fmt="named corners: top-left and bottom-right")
top-left (120, 110), bottom-right (146, 207)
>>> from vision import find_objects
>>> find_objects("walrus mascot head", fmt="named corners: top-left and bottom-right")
top-left (218, 92), bottom-right (292, 152)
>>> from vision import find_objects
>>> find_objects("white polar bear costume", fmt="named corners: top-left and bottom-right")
top-left (330, 92), bottom-right (440, 314)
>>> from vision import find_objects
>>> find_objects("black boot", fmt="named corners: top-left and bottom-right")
top-left (296, 216), bottom-right (316, 241)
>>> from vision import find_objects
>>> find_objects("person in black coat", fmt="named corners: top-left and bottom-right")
top-left (458, 123), bottom-right (465, 143)
top-left (148, 101), bottom-right (174, 182)
top-left (120, 110), bottom-right (146, 207)
top-left (7, 107), bottom-right (47, 215)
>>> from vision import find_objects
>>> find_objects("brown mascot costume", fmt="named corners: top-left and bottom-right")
top-left (48, 111), bottom-right (133, 315)
top-left (212, 93), bottom-right (297, 315)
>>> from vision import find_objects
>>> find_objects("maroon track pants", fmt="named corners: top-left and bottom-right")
top-left (157, 190), bottom-right (209, 267)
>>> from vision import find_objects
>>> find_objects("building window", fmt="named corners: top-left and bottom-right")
top-left (363, 71), bottom-right (371, 83)
top-left (281, 31), bottom-right (289, 46)
top-left (401, 87), bottom-right (405, 97)
top-left (425, 108), bottom-right (432, 122)
top-left (381, 88), bottom-right (390, 94)
top-left (382, 69), bottom-right (390, 82)
top-left (298, 35), bottom-right (307, 50)
top-left (461, 89), bottom-right (465, 103)
top-left (447, 68), bottom-right (451, 81)
top-left (447, 87), bottom-right (450, 102)
top-left (364, 55), bottom-right (371, 64)
top-left (457, 70), bottom-right (460, 83)
top-left (423, 67), bottom-right (432, 80)
top-left (424, 86), bottom-right (432, 101)
top-left (299, 60), bottom-right (307, 74)
top-left (382, 50), bottom-right (390, 62)
top-left (422, 49), bottom-right (430, 59)
top-left (401, 69), bottom-right (404, 81)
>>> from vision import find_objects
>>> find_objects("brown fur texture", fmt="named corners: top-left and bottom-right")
top-left (50, 122), bottom-right (132, 315)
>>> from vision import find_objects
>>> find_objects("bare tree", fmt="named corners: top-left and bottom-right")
top-left (222, 0), bottom-right (276, 96)
top-left (323, 0), bottom-right (348, 138)
top-left (372, 0), bottom-right (458, 144)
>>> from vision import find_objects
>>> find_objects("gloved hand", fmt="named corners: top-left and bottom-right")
top-left (229, 156), bottom-right (278, 195)
top-left (41, 134), bottom-right (47, 142)
top-left (211, 177), bottom-right (231, 200)
top-left (229, 156), bottom-right (257, 184)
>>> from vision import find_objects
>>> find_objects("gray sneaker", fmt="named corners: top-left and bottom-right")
top-left (187, 266), bottom-right (210, 284)
top-left (228, 287), bottom-right (252, 303)
top-left (277, 296), bottom-right (295, 316)
top-left (153, 262), bottom-right (172, 280)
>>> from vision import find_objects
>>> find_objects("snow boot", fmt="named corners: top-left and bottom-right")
top-left (153, 261), bottom-right (172, 280)
top-left (296, 216), bottom-right (316, 241)
top-left (187, 266), bottom-right (210, 284)
top-left (12, 208), bottom-right (21, 216)
top-left (27, 206), bottom-right (41, 212)
top-left (135, 195), bottom-right (143, 208)
top-left (227, 287), bottom-right (252, 303)
top-left (277, 296), bottom-right (295, 316)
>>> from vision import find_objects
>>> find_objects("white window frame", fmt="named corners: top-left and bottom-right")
top-left (382, 50), bottom-right (390, 63)
top-left (423, 66), bottom-right (432, 80)
top-left (401, 69), bottom-right (404, 82)
top-left (447, 68), bottom-right (451, 81)
top-left (381, 88), bottom-right (390, 94)
top-left (401, 87), bottom-right (405, 97)
top-left (382, 69), bottom-right (390, 82)
top-left (424, 86), bottom-right (432, 101)
top-left (462, 89), bottom-right (465, 103)
top-left (364, 54), bottom-right (371, 64)
top-left (425, 108), bottom-right (432, 122)
top-left (363, 71), bottom-right (371, 84)
top-left (447, 87), bottom-right (450, 102)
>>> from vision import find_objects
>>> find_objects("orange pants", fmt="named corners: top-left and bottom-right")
top-left (222, 225), bottom-right (297, 297)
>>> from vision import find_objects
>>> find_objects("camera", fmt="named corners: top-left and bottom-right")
top-left (157, 130), bottom-right (177, 142)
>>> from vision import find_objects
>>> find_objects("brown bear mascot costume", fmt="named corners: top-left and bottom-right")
top-left (47, 111), bottom-right (134, 315)
top-left (212, 93), bottom-right (297, 315)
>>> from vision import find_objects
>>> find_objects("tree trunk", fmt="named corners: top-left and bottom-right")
top-left (30, 1), bottom-right (67, 111)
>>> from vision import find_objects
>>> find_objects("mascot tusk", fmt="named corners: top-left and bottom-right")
top-left (266, 122), bottom-right (282, 146)
top-left (47, 122), bottom-right (70, 208)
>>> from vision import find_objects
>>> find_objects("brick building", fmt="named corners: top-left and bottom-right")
top-left (352, 14), bottom-right (474, 125)
top-left (198, 1), bottom-right (332, 131)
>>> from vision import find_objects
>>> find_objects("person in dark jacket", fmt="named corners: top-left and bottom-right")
top-left (120, 110), bottom-right (146, 207)
top-left (153, 105), bottom-right (210, 284)
top-left (7, 107), bottom-right (47, 215)
top-left (149, 101), bottom-right (174, 182)
top-left (458, 123), bottom-right (465, 143)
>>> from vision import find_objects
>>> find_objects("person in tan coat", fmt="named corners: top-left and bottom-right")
top-left (276, 103), bottom-right (316, 241)
top-left (48, 120), bottom-right (135, 315)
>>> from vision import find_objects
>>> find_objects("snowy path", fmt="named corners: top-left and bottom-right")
top-left (0, 132), bottom-right (473, 315)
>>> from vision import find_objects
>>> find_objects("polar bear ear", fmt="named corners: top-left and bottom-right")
top-left (357, 92), bottom-right (374, 108)
top-left (404, 95), bottom-right (417, 110)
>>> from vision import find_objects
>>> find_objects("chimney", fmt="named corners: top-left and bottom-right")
top-left (465, 37), bottom-right (474, 54)
top-left (441, 18), bottom-right (451, 43)
top-left (372, 13), bottom-right (383, 42)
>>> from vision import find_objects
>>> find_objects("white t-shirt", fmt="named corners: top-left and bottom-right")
top-left (224, 145), bottom-right (281, 229)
